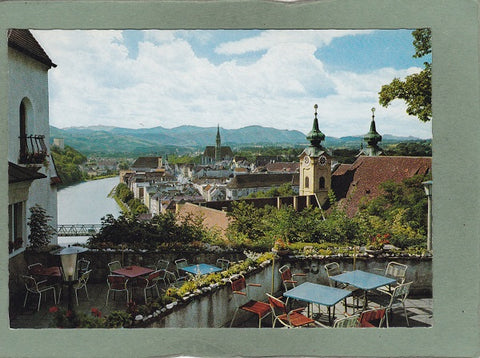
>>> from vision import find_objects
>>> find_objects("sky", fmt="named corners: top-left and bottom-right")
top-left (33, 29), bottom-right (432, 139)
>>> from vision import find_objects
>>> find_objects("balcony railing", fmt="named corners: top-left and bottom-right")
top-left (19, 135), bottom-right (48, 165)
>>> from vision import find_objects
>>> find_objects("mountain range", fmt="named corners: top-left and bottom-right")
top-left (50, 125), bottom-right (427, 156)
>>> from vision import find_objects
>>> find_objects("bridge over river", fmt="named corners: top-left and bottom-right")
top-left (57, 224), bottom-right (103, 237)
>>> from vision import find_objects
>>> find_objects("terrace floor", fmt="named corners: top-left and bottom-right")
top-left (10, 282), bottom-right (433, 329)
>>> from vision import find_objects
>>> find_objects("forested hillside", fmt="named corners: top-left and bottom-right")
top-left (51, 145), bottom-right (87, 186)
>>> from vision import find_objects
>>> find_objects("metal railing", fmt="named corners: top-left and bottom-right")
top-left (19, 135), bottom-right (48, 164)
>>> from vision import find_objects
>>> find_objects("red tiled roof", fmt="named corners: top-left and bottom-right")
top-left (332, 156), bottom-right (431, 217)
top-left (8, 29), bottom-right (56, 68)
top-left (227, 173), bottom-right (299, 189)
top-left (265, 162), bottom-right (299, 173)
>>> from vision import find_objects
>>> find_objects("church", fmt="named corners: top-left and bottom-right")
top-left (201, 125), bottom-right (233, 165)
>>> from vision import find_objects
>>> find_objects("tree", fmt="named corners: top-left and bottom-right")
top-left (378, 28), bottom-right (431, 122)
top-left (27, 204), bottom-right (56, 249)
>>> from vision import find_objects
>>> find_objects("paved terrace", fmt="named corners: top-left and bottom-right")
top-left (10, 282), bottom-right (432, 329)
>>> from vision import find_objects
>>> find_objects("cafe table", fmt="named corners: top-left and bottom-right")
top-left (283, 282), bottom-right (351, 325)
top-left (181, 263), bottom-right (222, 276)
top-left (113, 265), bottom-right (154, 278)
top-left (330, 270), bottom-right (397, 310)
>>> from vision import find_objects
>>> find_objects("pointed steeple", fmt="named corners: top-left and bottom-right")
top-left (306, 104), bottom-right (325, 148)
top-left (215, 124), bottom-right (221, 162)
top-left (363, 107), bottom-right (382, 147)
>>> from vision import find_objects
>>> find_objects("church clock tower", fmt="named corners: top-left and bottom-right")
top-left (299, 104), bottom-right (331, 205)
top-left (215, 124), bottom-right (221, 162)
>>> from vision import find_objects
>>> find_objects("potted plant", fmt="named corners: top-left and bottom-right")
top-left (272, 237), bottom-right (290, 256)
top-left (365, 234), bottom-right (390, 254)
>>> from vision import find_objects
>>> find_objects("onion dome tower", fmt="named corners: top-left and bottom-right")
top-left (359, 107), bottom-right (383, 156)
top-left (299, 104), bottom-right (331, 205)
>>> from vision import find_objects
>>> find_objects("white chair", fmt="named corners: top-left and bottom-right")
top-left (377, 281), bottom-right (413, 327)
top-left (108, 260), bottom-right (122, 273)
top-left (376, 261), bottom-right (408, 294)
top-left (73, 269), bottom-right (91, 305)
top-left (106, 275), bottom-right (129, 305)
top-left (216, 258), bottom-right (230, 270)
top-left (137, 270), bottom-right (162, 303)
top-left (22, 275), bottom-right (57, 311)
top-left (77, 258), bottom-right (90, 277)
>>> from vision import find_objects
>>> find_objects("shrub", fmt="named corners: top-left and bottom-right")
top-left (27, 204), bottom-right (56, 249)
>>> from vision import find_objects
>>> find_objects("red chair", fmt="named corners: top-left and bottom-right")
top-left (229, 275), bottom-right (271, 328)
top-left (279, 264), bottom-right (306, 291)
top-left (266, 293), bottom-right (318, 328)
top-left (359, 307), bottom-right (386, 327)
top-left (106, 275), bottom-right (129, 306)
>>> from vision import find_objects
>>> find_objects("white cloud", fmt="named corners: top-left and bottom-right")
top-left (215, 29), bottom-right (374, 55)
top-left (32, 29), bottom-right (431, 139)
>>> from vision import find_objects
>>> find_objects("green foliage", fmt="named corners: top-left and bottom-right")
top-left (115, 183), bottom-right (134, 203)
top-left (378, 29), bottom-right (431, 122)
top-left (356, 173), bottom-right (430, 248)
top-left (88, 211), bottom-right (219, 249)
top-left (105, 310), bottom-right (133, 328)
top-left (245, 183), bottom-right (296, 199)
top-left (384, 141), bottom-right (432, 157)
top-left (51, 145), bottom-right (87, 186)
top-left (27, 204), bottom-right (56, 249)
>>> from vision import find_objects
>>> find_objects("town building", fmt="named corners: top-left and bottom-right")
top-left (201, 125), bottom-right (233, 165)
top-left (8, 29), bottom-right (60, 255)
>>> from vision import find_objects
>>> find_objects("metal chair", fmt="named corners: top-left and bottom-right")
top-left (154, 259), bottom-right (169, 271)
top-left (174, 258), bottom-right (190, 280)
top-left (164, 270), bottom-right (185, 288)
top-left (279, 264), bottom-right (306, 291)
top-left (106, 275), bottom-right (129, 305)
top-left (265, 293), bottom-right (318, 328)
top-left (358, 307), bottom-right (386, 327)
top-left (73, 269), bottom-right (92, 305)
top-left (216, 258), bottom-right (230, 270)
top-left (229, 275), bottom-right (271, 328)
top-left (137, 270), bottom-right (162, 303)
top-left (21, 275), bottom-right (57, 311)
top-left (376, 261), bottom-right (408, 294)
top-left (77, 258), bottom-right (90, 277)
top-left (108, 260), bottom-right (122, 273)
top-left (376, 281), bottom-right (412, 327)
top-left (332, 314), bottom-right (360, 328)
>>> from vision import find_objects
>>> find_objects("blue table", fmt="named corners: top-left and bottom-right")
top-left (330, 270), bottom-right (397, 309)
top-left (283, 282), bottom-right (351, 324)
top-left (181, 264), bottom-right (222, 275)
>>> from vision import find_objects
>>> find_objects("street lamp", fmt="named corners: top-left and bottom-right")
top-left (56, 245), bottom-right (88, 311)
top-left (422, 180), bottom-right (433, 252)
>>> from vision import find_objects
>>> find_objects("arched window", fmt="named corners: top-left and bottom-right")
top-left (319, 176), bottom-right (325, 189)
top-left (305, 176), bottom-right (309, 188)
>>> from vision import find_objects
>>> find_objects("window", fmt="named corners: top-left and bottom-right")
top-left (319, 177), bottom-right (325, 189)
top-left (9, 202), bottom-right (25, 253)
top-left (305, 176), bottom-right (309, 188)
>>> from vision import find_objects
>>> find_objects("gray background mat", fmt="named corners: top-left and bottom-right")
top-left (0, 0), bottom-right (479, 357)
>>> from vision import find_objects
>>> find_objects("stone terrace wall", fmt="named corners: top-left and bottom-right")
top-left (144, 255), bottom-right (431, 328)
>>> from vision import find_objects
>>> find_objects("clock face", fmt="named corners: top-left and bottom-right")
top-left (319, 155), bottom-right (327, 166)
top-left (304, 156), bottom-right (310, 165)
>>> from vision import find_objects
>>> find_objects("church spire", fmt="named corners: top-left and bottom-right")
top-left (306, 104), bottom-right (325, 148)
top-left (215, 124), bottom-right (221, 162)
top-left (364, 107), bottom-right (382, 147)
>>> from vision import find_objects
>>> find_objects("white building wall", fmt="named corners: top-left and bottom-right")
top-left (8, 47), bottom-right (58, 245)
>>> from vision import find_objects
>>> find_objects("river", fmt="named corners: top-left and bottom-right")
top-left (57, 176), bottom-right (122, 246)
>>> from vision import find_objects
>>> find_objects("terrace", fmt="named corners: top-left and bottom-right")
top-left (9, 248), bottom-right (432, 329)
